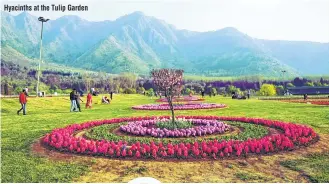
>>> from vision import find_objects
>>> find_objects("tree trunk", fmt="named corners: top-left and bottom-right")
top-left (167, 95), bottom-right (177, 127)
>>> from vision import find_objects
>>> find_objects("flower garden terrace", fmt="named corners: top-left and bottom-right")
top-left (42, 116), bottom-right (318, 160)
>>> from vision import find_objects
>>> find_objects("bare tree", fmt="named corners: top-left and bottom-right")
top-left (151, 69), bottom-right (184, 126)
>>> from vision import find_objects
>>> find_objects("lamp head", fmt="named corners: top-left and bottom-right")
top-left (38, 17), bottom-right (50, 22)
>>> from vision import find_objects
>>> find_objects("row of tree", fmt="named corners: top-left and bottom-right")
top-left (1, 61), bottom-right (329, 96)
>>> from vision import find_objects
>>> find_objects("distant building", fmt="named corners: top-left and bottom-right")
top-left (287, 86), bottom-right (329, 95)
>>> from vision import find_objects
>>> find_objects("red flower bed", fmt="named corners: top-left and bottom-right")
top-left (310, 101), bottom-right (329, 105)
top-left (42, 116), bottom-right (318, 160)
top-left (282, 100), bottom-right (329, 106)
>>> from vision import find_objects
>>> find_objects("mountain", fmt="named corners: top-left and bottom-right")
top-left (258, 40), bottom-right (329, 75)
top-left (1, 11), bottom-right (329, 76)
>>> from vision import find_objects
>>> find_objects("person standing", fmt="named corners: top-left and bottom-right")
top-left (247, 89), bottom-right (251, 99)
top-left (24, 87), bottom-right (29, 96)
top-left (86, 93), bottom-right (92, 109)
top-left (110, 91), bottom-right (113, 100)
top-left (70, 89), bottom-right (77, 112)
top-left (75, 93), bottom-right (83, 112)
top-left (201, 91), bottom-right (205, 98)
top-left (17, 89), bottom-right (27, 115)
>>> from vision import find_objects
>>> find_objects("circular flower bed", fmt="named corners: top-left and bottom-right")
top-left (156, 96), bottom-right (205, 102)
top-left (120, 118), bottom-right (230, 138)
top-left (132, 103), bottom-right (227, 110)
top-left (42, 116), bottom-right (318, 160)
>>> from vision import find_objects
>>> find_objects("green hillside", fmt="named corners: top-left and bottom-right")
top-left (1, 11), bottom-right (329, 77)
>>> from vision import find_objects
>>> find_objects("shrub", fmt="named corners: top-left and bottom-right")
top-left (313, 82), bottom-right (322, 87)
top-left (62, 89), bottom-right (72, 94)
top-left (14, 87), bottom-right (23, 94)
top-left (119, 88), bottom-right (125, 93)
top-left (259, 84), bottom-right (276, 96)
top-left (276, 85), bottom-right (285, 95)
top-left (304, 82), bottom-right (314, 87)
top-left (211, 88), bottom-right (217, 95)
top-left (146, 88), bottom-right (154, 96)
top-left (287, 83), bottom-right (295, 87)
top-left (185, 88), bottom-right (191, 94)
top-left (124, 88), bottom-right (137, 94)
top-left (227, 85), bottom-right (241, 94)
top-left (136, 87), bottom-right (145, 94)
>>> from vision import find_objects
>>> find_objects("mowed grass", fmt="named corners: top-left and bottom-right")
top-left (1, 94), bottom-right (329, 182)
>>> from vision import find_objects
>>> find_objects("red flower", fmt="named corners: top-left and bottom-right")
top-left (128, 150), bottom-right (133, 156)
top-left (135, 151), bottom-right (141, 158)
top-left (122, 149), bottom-right (127, 157)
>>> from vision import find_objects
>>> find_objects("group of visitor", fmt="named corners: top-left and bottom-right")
top-left (69, 89), bottom-right (115, 111)
top-left (16, 88), bottom-right (115, 115)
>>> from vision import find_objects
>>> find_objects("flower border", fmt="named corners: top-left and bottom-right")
top-left (155, 97), bottom-right (205, 103)
top-left (281, 100), bottom-right (329, 106)
top-left (42, 116), bottom-right (318, 160)
top-left (132, 103), bottom-right (227, 110)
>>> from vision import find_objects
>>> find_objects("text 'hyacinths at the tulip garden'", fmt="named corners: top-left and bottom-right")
top-left (42, 116), bottom-right (318, 160)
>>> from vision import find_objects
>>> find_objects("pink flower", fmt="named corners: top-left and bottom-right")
top-left (135, 151), bottom-right (141, 158)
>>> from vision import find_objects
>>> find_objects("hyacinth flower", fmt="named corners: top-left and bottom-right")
top-left (132, 103), bottom-right (227, 110)
top-left (42, 116), bottom-right (318, 160)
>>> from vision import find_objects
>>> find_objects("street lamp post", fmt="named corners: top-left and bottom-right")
top-left (281, 70), bottom-right (287, 94)
top-left (281, 70), bottom-right (286, 83)
top-left (37, 17), bottom-right (49, 97)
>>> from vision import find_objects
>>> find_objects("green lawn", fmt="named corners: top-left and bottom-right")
top-left (1, 94), bottom-right (329, 182)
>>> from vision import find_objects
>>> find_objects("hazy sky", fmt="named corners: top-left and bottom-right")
top-left (3, 0), bottom-right (329, 42)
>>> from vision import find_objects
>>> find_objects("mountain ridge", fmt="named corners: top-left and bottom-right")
top-left (1, 11), bottom-right (329, 76)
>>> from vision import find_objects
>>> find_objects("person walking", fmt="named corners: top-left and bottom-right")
top-left (86, 92), bottom-right (92, 109)
top-left (75, 93), bottom-right (83, 112)
top-left (70, 89), bottom-right (77, 112)
top-left (17, 89), bottom-right (27, 115)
